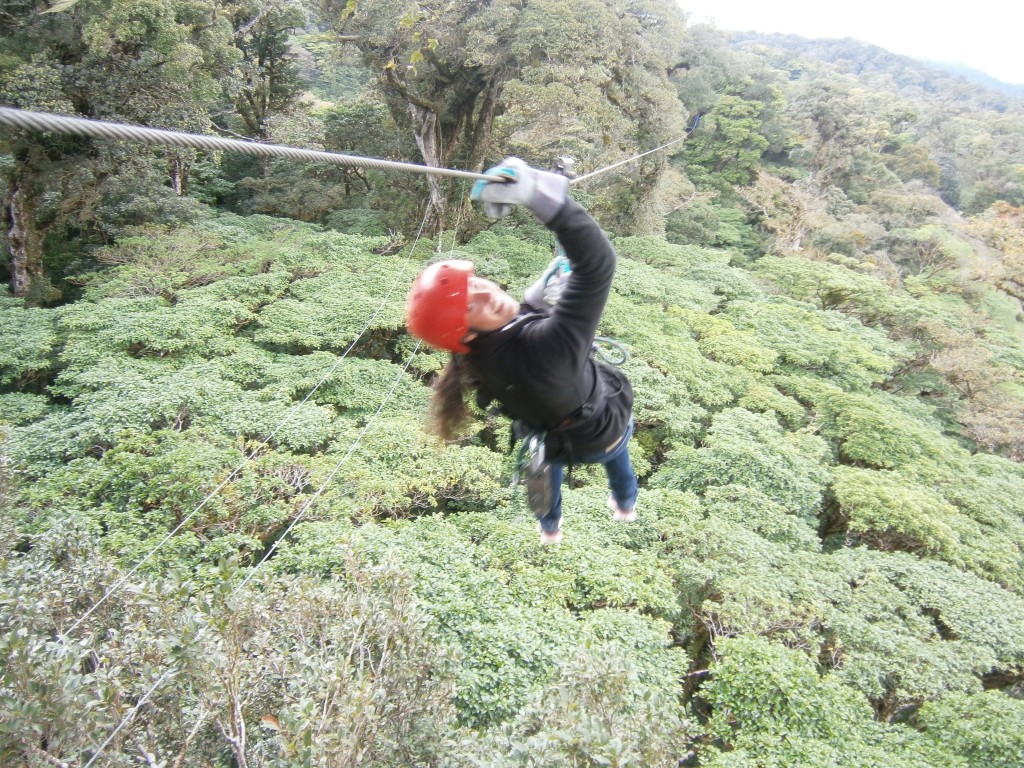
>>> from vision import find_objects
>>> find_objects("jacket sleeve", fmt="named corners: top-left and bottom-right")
top-left (531, 199), bottom-right (616, 366)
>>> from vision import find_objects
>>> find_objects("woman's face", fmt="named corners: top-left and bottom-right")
top-left (464, 275), bottom-right (520, 334)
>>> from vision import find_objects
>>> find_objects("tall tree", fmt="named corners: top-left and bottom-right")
top-left (787, 76), bottom-right (894, 200)
top-left (322, 0), bottom-right (516, 234)
top-left (0, 0), bottom-right (237, 301)
top-left (970, 202), bottom-right (1024, 302)
top-left (226, 0), bottom-right (309, 140)
top-left (323, 0), bottom-right (688, 235)
top-left (683, 94), bottom-right (771, 190)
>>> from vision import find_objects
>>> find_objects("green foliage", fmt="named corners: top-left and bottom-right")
top-left (0, 392), bottom-right (51, 426)
top-left (75, 224), bottom-right (262, 301)
top-left (339, 418), bottom-right (505, 516)
top-left (787, 379), bottom-right (955, 469)
top-left (703, 484), bottom-right (820, 552)
top-left (712, 205), bottom-right (767, 257)
top-left (603, 298), bottom-right (744, 408)
top-left (5, 10), bottom-right (1024, 762)
top-left (615, 236), bottom-right (764, 302)
top-left (273, 487), bottom-right (683, 731)
top-left (285, 515), bottom-right (579, 727)
top-left (0, 519), bottom-right (460, 767)
top-left (661, 515), bottom-right (833, 647)
top-left (324, 207), bottom-right (391, 236)
top-left (463, 641), bottom-right (693, 768)
top-left (736, 382), bottom-right (806, 428)
top-left (226, 0), bottom-right (307, 139)
top-left (665, 199), bottom-right (721, 246)
top-left (652, 407), bottom-right (831, 518)
top-left (905, 453), bottom-right (1024, 592)
top-left (916, 691), bottom-right (1024, 768)
top-left (684, 94), bottom-right (772, 188)
top-left (0, 295), bottom-right (57, 387)
top-left (236, 159), bottom-right (356, 224)
top-left (726, 297), bottom-right (901, 389)
top-left (700, 635), bottom-right (957, 768)
top-left (617, 357), bottom-right (708, 447)
top-left (832, 466), bottom-right (961, 556)
top-left (674, 307), bottom-right (779, 374)
top-left (752, 254), bottom-right (917, 327)
top-left (655, 488), bottom-right (1024, 730)
top-left (885, 140), bottom-right (942, 187)
top-left (705, 634), bottom-right (876, 743)
top-left (822, 549), bottom-right (1024, 718)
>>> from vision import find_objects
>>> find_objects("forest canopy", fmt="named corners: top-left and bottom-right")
top-left (2, 1), bottom-right (1024, 766)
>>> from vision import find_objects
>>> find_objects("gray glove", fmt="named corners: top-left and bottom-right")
top-left (470, 157), bottom-right (570, 223)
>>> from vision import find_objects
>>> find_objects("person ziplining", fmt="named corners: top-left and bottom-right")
top-left (0, 110), bottom-right (694, 766)
top-left (0, 107), bottom-right (693, 544)
top-left (405, 158), bottom-right (638, 544)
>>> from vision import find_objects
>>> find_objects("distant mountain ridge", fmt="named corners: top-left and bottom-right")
top-left (922, 60), bottom-right (1024, 97)
top-left (726, 31), bottom-right (1024, 101)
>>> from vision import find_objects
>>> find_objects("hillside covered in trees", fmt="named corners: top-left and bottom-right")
top-left (2, 1), bottom-right (1024, 766)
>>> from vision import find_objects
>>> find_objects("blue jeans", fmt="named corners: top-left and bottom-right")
top-left (537, 419), bottom-right (638, 533)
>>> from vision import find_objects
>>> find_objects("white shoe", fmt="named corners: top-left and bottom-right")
top-left (607, 495), bottom-right (636, 522)
top-left (538, 520), bottom-right (563, 544)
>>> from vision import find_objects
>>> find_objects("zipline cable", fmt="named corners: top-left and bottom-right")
top-left (570, 113), bottom-right (702, 185)
top-left (0, 106), bottom-right (701, 189)
top-left (571, 136), bottom-right (687, 185)
top-left (0, 107), bottom-right (502, 183)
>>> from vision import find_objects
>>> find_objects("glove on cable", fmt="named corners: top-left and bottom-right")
top-left (470, 157), bottom-right (570, 223)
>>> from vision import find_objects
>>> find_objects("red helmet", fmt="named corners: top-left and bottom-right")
top-left (405, 259), bottom-right (474, 353)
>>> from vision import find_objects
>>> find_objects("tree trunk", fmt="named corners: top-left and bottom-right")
top-left (168, 153), bottom-right (189, 196)
top-left (3, 180), bottom-right (42, 298)
top-left (409, 103), bottom-right (446, 236)
top-left (465, 78), bottom-right (502, 173)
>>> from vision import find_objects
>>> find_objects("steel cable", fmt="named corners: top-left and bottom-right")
top-left (0, 107), bottom-right (499, 183)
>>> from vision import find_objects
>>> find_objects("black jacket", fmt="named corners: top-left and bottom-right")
top-left (465, 199), bottom-right (633, 460)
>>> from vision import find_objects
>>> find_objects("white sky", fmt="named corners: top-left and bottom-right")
top-left (680, 1), bottom-right (1024, 85)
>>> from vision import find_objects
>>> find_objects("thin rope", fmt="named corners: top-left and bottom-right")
top-left (235, 341), bottom-right (421, 591)
top-left (82, 341), bottom-right (422, 768)
top-left (0, 107), bottom-right (501, 183)
top-left (78, 196), bottom-right (436, 768)
top-left (570, 137), bottom-right (687, 185)
top-left (61, 198), bottom-right (433, 640)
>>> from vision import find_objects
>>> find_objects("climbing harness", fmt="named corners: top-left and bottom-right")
top-left (513, 430), bottom-right (554, 519)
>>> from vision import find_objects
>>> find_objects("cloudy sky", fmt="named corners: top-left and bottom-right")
top-left (680, 1), bottom-right (1024, 85)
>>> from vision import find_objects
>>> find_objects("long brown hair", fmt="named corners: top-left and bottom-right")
top-left (428, 355), bottom-right (474, 441)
